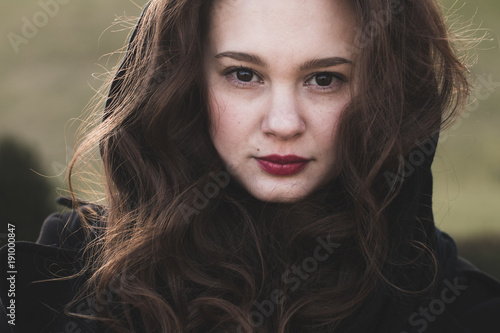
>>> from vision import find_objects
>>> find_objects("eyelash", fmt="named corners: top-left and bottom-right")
top-left (222, 66), bottom-right (348, 92)
top-left (223, 66), bottom-right (263, 88)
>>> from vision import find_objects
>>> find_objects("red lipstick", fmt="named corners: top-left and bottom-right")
top-left (256, 154), bottom-right (310, 176)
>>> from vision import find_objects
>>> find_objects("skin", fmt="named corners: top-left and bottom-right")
top-left (204, 0), bottom-right (357, 202)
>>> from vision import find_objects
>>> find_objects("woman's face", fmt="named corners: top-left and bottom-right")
top-left (204, 0), bottom-right (356, 202)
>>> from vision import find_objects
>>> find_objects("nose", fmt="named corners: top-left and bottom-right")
top-left (261, 86), bottom-right (306, 140)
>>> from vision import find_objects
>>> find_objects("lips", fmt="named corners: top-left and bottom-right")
top-left (256, 154), bottom-right (310, 176)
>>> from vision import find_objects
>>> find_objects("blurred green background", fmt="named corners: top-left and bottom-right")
top-left (0, 1), bottom-right (499, 278)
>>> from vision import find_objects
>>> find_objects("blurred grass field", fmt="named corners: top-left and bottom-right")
top-left (432, 0), bottom-right (500, 241)
top-left (1, 1), bottom-right (499, 274)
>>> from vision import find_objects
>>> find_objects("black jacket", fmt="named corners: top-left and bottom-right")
top-left (1, 200), bottom-right (500, 333)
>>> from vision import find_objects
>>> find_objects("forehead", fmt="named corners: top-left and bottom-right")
top-left (207, 0), bottom-right (357, 62)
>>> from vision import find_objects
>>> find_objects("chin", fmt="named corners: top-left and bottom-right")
top-left (257, 194), bottom-right (303, 203)
top-left (246, 183), bottom-right (313, 203)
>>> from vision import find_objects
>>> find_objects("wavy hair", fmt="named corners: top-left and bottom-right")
top-left (67, 0), bottom-right (471, 331)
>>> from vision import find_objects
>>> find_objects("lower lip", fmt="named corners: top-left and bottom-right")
top-left (256, 159), bottom-right (309, 176)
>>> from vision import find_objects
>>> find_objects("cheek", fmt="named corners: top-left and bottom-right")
top-left (318, 123), bottom-right (338, 159)
top-left (314, 100), bottom-right (344, 133)
top-left (207, 87), bottom-right (231, 140)
top-left (207, 90), bottom-right (244, 158)
top-left (207, 93), bottom-right (222, 140)
top-left (208, 89), bottom-right (256, 141)
top-left (311, 102), bottom-right (346, 159)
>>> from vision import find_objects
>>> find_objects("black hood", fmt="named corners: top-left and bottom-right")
top-left (340, 134), bottom-right (459, 333)
top-left (104, 1), bottom-right (152, 116)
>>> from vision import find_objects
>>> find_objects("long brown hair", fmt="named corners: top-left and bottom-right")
top-left (68, 0), bottom-right (470, 331)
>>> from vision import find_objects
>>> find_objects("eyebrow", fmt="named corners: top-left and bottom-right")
top-left (214, 51), bottom-right (352, 70)
top-left (215, 51), bottom-right (266, 66)
top-left (299, 57), bottom-right (352, 71)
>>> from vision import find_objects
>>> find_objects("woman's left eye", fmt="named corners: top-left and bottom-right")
top-left (305, 72), bottom-right (347, 91)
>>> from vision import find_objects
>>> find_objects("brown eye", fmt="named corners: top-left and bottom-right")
top-left (305, 72), bottom-right (346, 92)
top-left (315, 73), bottom-right (333, 86)
top-left (236, 69), bottom-right (254, 82)
top-left (224, 67), bottom-right (262, 87)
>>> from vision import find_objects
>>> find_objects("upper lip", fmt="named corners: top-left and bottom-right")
top-left (257, 154), bottom-right (310, 164)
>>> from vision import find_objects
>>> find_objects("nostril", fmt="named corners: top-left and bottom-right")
top-left (262, 101), bottom-right (305, 139)
top-left (262, 110), bottom-right (306, 140)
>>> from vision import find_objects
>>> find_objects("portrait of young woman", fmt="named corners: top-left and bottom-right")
top-left (1, 0), bottom-right (499, 332)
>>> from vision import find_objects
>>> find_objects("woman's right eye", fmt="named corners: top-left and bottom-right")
top-left (224, 67), bottom-right (263, 87)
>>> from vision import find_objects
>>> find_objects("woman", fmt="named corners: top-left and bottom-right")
top-left (1, 0), bottom-right (499, 332)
